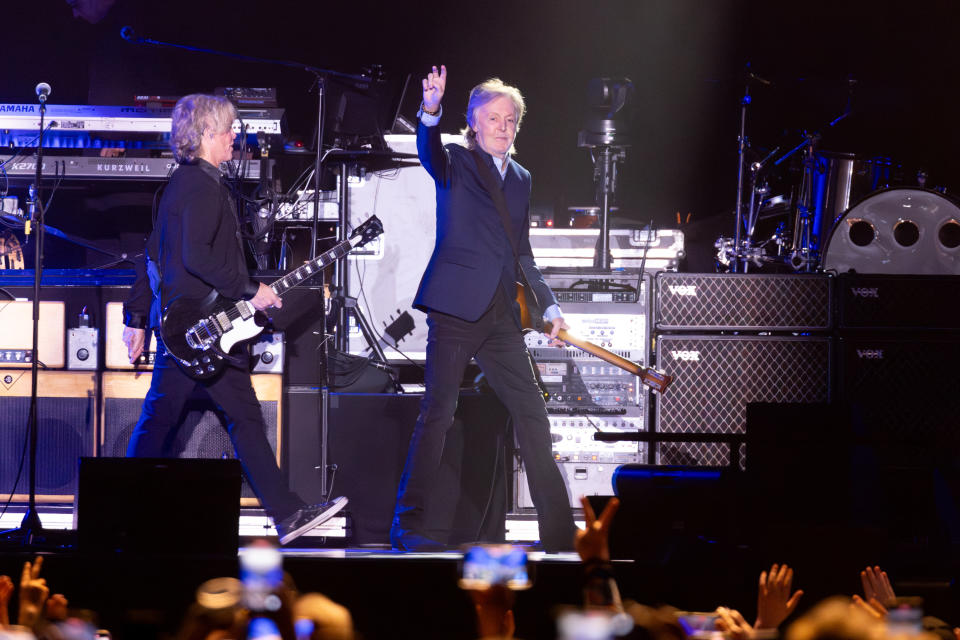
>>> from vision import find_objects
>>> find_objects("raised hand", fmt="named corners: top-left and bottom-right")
top-left (0, 574), bottom-right (13, 627)
top-left (45, 593), bottom-right (69, 621)
top-left (422, 65), bottom-right (447, 113)
top-left (575, 495), bottom-right (620, 562)
top-left (860, 566), bottom-right (896, 606)
top-left (851, 594), bottom-right (887, 620)
top-left (18, 556), bottom-right (50, 629)
top-left (755, 563), bottom-right (804, 629)
top-left (717, 606), bottom-right (756, 640)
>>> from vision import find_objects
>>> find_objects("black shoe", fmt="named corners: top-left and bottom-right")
top-left (277, 497), bottom-right (348, 545)
top-left (390, 527), bottom-right (446, 552)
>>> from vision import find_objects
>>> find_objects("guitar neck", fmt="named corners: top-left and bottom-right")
top-left (548, 323), bottom-right (644, 376)
top-left (269, 236), bottom-right (356, 296)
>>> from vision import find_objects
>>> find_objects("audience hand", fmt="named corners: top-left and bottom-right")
top-left (717, 606), bottom-right (755, 640)
top-left (45, 593), bottom-right (69, 622)
top-left (851, 594), bottom-right (887, 620)
top-left (0, 574), bottom-right (12, 627)
top-left (468, 585), bottom-right (515, 639)
top-left (755, 563), bottom-right (804, 629)
top-left (575, 496), bottom-right (620, 562)
top-left (860, 566), bottom-right (896, 606)
top-left (18, 556), bottom-right (50, 629)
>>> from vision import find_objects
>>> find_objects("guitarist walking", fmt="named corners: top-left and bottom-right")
top-left (390, 67), bottom-right (576, 552)
top-left (121, 94), bottom-right (346, 544)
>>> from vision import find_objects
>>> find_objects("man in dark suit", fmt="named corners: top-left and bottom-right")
top-left (391, 66), bottom-right (577, 552)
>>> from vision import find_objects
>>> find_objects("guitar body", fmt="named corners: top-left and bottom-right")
top-left (158, 214), bottom-right (385, 381)
top-left (160, 290), bottom-right (265, 380)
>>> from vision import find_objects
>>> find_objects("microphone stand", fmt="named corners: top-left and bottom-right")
top-left (1, 89), bottom-right (49, 546)
top-left (120, 31), bottom-right (370, 503)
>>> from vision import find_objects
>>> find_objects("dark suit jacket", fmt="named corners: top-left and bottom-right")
top-left (123, 159), bottom-right (258, 328)
top-left (413, 122), bottom-right (556, 323)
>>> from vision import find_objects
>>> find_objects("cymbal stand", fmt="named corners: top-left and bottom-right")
top-left (731, 74), bottom-right (754, 273)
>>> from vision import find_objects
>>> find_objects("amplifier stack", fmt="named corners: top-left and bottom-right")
top-left (653, 273), bottom-right (833, 468)
top-left (0, 289), bottom-right (284, 506)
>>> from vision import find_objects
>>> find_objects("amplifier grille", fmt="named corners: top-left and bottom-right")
top-left (655, 335), bottom-right (831, 467)
top-left (656, 273), bottom-right (832, 331)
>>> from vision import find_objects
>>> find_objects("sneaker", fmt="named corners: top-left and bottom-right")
top-left (276, 496), bottom-right (348, 545)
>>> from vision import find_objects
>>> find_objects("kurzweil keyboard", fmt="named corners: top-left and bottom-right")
top-left (1, 157), bottom-right (263, 181)
top-left (0, 103), bottom-right (284, 134)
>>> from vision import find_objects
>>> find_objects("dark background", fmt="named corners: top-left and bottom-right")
top-left (5, 0), bottom-right (960, 259)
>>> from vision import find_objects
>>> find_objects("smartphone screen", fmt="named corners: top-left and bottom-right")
top-left (459, 544), bottom-right (531, 590)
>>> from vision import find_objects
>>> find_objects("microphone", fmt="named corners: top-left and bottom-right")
top-left (120, 25), bottom-right (135, 41)
top-left (35, 82), bottom-right (51, 104)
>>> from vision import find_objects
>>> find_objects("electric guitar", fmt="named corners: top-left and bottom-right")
top-left (160, 215), bottom-right (384, 379)
top-left (516, 283), bottom-right (674, 393)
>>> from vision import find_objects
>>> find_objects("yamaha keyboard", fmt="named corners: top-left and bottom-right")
top-left (0, 103), bottom-right (283, 150)
top-left (1, 156), bottom-right (263, 181)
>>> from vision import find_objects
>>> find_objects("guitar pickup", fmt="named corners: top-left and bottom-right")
top-left (215, 311), bottom-right (232, 332)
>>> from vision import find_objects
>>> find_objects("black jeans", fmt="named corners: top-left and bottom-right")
top-left (127, 338), bottom-right (304, 524)
top-left (393, 289), bottom-right (576, 549)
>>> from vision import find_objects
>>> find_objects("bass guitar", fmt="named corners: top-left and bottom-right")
top-left (161, 215), bottom-right (384, 379)
top-left (516, 283), bottom-right (673, 394)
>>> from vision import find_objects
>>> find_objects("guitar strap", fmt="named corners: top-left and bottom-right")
top-left (469, 150), bottom-right (544, 329)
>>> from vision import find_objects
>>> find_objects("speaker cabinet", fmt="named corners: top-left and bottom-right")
top-left (655, 273), bottom-right (832, 331)
top-left (655, 335), bottom-right (831, 466)
top-left (0, 371), bottom-right (96, 502)
top-left (100, 372), bottom-right (282, 504)
top-left (839, 336), bottom-right (960, 450)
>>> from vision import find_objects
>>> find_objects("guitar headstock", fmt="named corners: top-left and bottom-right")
top-left (639, 367), bottom-right (674, 394)
top-left (351, 215), bottom-right (384, 248)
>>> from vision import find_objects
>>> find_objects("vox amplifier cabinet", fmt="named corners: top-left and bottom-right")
top-left (105, 302), bottom-right (156, 369)
top-left (515, 460), bottom-right (618, 509)
top-left (656, 273), bottom-right (832, 331)
top-left (0, 371), bottom-right (96, 502)
top-left (655, 334), bottom-right (831, 467)
top-left (836, 274), bottom-right (960, 331)
top-left (0, 300), bottom-right (65, 368)
top-left (839, 336), bottom-right (960, 446)
top-left (100, 372), bottom-right (282, 504)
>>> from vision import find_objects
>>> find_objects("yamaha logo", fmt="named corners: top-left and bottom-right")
top-left (668, 285), bottom-right (697, 296)
top-left (851, 287), bottom-right (880, 299)
top-left (856, 349), bottom-right (884, 360)
top-left (670, 350), bottom-right (700, 362)
top-left (0, 104), bottom-right (35, 113)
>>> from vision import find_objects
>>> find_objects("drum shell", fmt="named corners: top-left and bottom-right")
top-left (821, 187), bottom-right (960, 275)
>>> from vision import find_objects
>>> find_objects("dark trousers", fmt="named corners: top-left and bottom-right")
top-left (127, 339), bottom-right (303, 524)
top-left (392, 289), bottom-right (576, 550)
